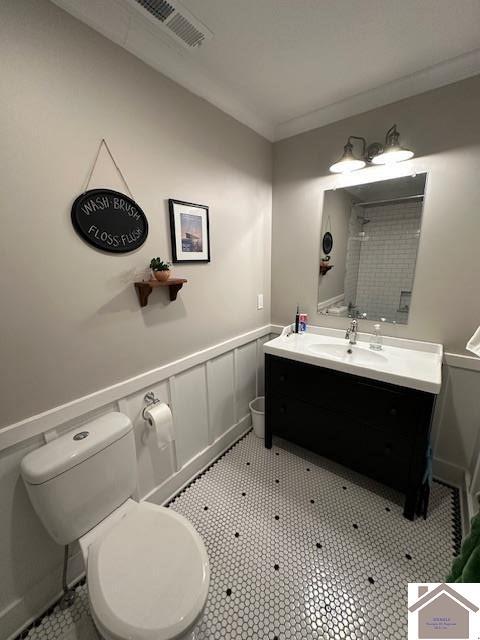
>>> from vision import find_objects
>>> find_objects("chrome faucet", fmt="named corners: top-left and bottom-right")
top-left (345, 319), bottom-right (358, 345)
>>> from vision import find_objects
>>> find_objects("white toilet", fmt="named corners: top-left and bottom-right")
top-left (20, 412), bottom-right (210, 640)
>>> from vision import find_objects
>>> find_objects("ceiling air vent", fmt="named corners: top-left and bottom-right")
top-left (129, 0), bottom-right (213, 49)
top-left (135, 1), bottom-right (175, 23)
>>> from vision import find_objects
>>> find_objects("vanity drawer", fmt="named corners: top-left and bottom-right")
top-left (360, 423), bottom-right (412, 462)
top-left (268, 395), bottom-right (414, 492)
top-left (268, 357), bottom-right (351, 408)
top-left (265, 354), bottom-right (436, 520)
top-left (347, 380), bottom-right (425, 437)
top-left (269, 395), bottom-right (362, 467)
top-left (267, 355), bottom-right (429, 439)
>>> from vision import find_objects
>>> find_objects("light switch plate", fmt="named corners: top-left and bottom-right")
top-left (257, 294), bottom-right (264, 310)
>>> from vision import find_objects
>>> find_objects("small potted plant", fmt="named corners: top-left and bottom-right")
top-left (150, 257), bottom-right (171, 282)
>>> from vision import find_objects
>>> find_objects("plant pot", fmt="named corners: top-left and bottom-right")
top-left (320, 262), bottom-right (334, 276)
top-left (153, 270), bottom-right (170, 282)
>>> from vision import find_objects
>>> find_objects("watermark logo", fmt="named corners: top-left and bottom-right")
top-left (408, 583), bottom-right (480, 639)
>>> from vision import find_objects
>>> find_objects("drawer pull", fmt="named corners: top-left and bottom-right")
top-left (279, 374), bottom-right (287, 382)
top-left (280, 405), bottom-right (287, 414)
top-left (389, 408), bottom-right (398, 417)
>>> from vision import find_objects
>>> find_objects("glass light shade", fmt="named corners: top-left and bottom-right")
top-left (371, 147), bottom-right (414, 165)
top-left (329, 147), bottom-right (366, 173)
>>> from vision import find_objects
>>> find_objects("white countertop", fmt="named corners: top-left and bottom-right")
top-left (264, 325), bottom-right (442, 394)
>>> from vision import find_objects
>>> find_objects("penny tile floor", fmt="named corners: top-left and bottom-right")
top-left (18, 431), bottom-right (461, 640)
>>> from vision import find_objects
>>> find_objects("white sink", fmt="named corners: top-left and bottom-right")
top-left (263, 326), bottom-right (443, 393)
top-left (308, 342), bottom-right (388, 365)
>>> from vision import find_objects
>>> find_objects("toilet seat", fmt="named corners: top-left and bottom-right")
top-left (86, 501), bottom-right (209, 640)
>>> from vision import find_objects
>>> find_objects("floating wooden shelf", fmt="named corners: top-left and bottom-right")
top-left (320, 264), bottom-right (334, 276)
top-left (134, 278), bottom-right (187, 307)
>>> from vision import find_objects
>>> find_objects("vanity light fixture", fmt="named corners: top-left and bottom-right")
top-left (329, 124), bottom-right (414, 173)
top-left (329, 137), bottom-right (366, 173)
top-left (371, 124), bottom-right (414, 165)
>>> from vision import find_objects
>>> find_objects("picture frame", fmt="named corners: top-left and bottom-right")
top-left (168, 199), bottom-right (210, 263)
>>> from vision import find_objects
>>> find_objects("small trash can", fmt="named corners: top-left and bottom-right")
top-left (249, 396), bottom-right (265, 439)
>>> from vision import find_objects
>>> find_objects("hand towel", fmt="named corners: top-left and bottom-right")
top-left (466, 326), bottom-right (480, 357)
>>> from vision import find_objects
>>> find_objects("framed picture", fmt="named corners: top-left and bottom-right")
top-left (168, 199), bottom-right (210, 263)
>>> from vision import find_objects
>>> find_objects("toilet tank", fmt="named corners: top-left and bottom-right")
top-left (21, 412), bottom-right (136, 545)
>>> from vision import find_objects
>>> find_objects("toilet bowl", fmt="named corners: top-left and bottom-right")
top-left (81, 500), bottom-right (209, 640)
top-left (20, 412), bottom-right (210, 640)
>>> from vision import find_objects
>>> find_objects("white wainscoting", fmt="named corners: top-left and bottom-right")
top-left (441, 353), bottom-right (480, 525)
top-left (2, 323), bottom-right (480, 639)
top-left (0, 327), bottom-right (272, 640)
top-left (0, 326), bottom-right (272, 452)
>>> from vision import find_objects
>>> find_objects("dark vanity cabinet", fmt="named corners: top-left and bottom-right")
top-left (264, 354), bottom-right (436, 520)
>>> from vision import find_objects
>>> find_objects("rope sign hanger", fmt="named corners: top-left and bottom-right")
top-left (83, 138), bottom-right (135, 201)
top-left (71, 139), bottom-right (149, 253)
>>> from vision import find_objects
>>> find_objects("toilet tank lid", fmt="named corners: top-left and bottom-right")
top-left (21, 412), bottom-right (133, 485)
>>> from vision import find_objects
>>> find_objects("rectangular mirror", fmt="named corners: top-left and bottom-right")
top-left (318, 173), bottom-right (427, 324)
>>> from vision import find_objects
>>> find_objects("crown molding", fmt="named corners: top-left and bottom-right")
top-left (50, 0), bottom-right (275, 140)
top-left (51, 1), bottom-right (480, 143)
top-left (273, 49), bottom-right (480, 141)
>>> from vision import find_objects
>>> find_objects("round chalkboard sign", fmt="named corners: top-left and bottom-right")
top-left (71, 189), bottom-right (148, 253)
top-left (322, 231), bottom-right (333, 255)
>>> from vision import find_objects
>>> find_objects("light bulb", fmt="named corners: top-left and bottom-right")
top-left (329, 157), bottom-right (366, 173)
top-left (372, 148), bottom-right (414, 165)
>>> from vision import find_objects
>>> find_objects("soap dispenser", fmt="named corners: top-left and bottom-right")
top-left (370, 324), bottom-right (383, 351)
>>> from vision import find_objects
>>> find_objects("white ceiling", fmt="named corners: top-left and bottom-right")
top-left (51, 0), bottom-right (480, 140)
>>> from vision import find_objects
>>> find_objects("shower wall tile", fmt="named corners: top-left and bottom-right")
top-left (345, 201), bottom-right (422, 323)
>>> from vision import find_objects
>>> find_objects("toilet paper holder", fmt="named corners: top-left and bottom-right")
top-left (142, 391), bottom-right (161, 420)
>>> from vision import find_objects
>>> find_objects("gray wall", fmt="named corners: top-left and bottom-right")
top-left (0, 0), bottom-right (272, 429)
top-left (272, 74), bottom-right (480, 528)
top-left (2, 1), bottom-right (480, 636)
top-left (0, 1), bottom-right (271, 636)
top-left (272, 74), bottom-right (480, 354)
